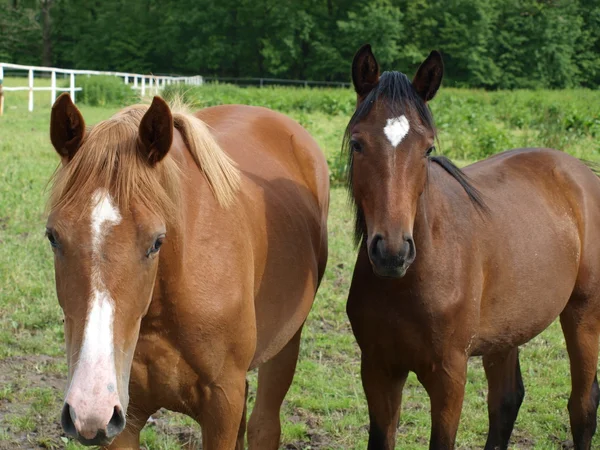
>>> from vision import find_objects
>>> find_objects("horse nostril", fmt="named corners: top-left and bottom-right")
top-left (61, 403), bottom-right (77, 438)
top-left (369, 234), bottom-right (385, 261)
top-left (106, 405), bottom-right (126, 438)
top-left (405, 236), bottom-right (416, 261)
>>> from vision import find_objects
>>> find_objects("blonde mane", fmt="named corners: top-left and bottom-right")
top-left (48, 100), bottom-right (240, 221)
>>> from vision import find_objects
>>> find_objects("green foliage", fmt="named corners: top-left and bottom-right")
top-left (3, 0), bottom-right (600, 89)
top-left (0, 1), bottom-right (42, 64)
top-left (77, 75), bottom-right (139, 107)
top-left (162, 83), bottom-right (355, 115)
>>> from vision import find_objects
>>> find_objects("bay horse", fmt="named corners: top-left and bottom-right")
top-left (45, 93), bottom-right (329, 449)
top-left (345, 44), bottom-right (600, 449)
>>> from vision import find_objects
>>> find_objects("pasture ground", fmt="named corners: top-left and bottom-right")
top-left (1, 81), bottom-right (600, 449)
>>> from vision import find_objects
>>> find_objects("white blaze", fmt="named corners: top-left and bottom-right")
top-left (72, 189), bottom-right (121, 384)
top-left (383, 115), bottom-right (410, 147)
top-left (90, 189), bottom-right (121, 255)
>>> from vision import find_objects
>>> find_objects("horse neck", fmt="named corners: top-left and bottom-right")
top-left (159, 136), bottom-right (238, 268)
top-left (413, 163), bottom-right (472, 252)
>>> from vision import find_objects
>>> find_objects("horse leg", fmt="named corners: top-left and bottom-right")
top-left (560, 303), bottom-right (600, 450)
top-left (482, 347), bottom-right (525, 450)
top-left (236, 379), bottom-right (249, 450)
top-left (196, 369), bottom-right (247, 450)
top-left (247, 326), bottom-right (303, 450)
top-left (418, 354), bottom-right (468, 450)
top-left (361, 357), bottom-right (407, 450)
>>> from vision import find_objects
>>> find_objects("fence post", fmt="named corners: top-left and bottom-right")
top-left (51, 70), bottom-right (56, 104)
top-left (125, 75), bottom-right (129, 84)
top-left (28, 69), bottom-right (34, 112)
top-left (70, 72), bottom-right (75, 102)
top-left (141, 77), bottom-right (146, 96)
top-left (134, 76), bottom-right (138, 88)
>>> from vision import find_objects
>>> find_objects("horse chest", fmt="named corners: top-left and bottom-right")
top-left (348, 292), bottom-right (457, 367)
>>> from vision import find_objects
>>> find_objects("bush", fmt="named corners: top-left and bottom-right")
top-left (77, 75), bottom-right (139, 106)
top-left (162, 82), bottom-right (355, 116)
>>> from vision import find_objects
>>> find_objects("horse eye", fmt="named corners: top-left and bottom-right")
top-left (147, 235), bottom-right (165, 257)
top-left (351, 140), bottom-right (363, 153)
top-left (426, 146), bottom-right (436, 156)
top-left (46, 229), bottom-right (59, 248)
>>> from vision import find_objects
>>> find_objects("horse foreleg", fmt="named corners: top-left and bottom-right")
top-left (248, 326), bottom-right (303, 450)
top-left (418, 354), bottom-right (467, 450)
top-left (483, 347), bottom-right (525, 450)
top-left (361, 356), bottom-right (408, 450)
top-left (235, 379), bottom-right (249, 450)
top-left (560, 303), bottom-right (600, 450)
top-left (196, 370), bottom-right (247, 450)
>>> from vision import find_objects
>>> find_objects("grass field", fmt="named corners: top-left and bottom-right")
top-left (1, 81), bottom-right (600, 449)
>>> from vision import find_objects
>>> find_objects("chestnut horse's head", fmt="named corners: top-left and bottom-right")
top-left (345, 45), bottom-right (485, 278)
top-left (46, 94), bottom-right (238, 446)
top-left (46, 94), bottom-right (178, 446)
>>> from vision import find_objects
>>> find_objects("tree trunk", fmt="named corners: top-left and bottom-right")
top-left (41, 0), bottom-right (54, 66)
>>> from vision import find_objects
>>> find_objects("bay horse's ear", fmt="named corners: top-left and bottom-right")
top-left (412, 50), bottom-right (444, 102)
top-left (352, 44), bottom-right (380, 99)
top-left (138, 96), bottom-right (173, 166)
top-left (50, 93), bottom-right (86, 162)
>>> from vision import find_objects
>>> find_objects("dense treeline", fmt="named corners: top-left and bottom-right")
top-left (1, 0), bottom-right (600, 89)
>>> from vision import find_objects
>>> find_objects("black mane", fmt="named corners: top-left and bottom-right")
top-left (343, 70), bottom-right (488, 245)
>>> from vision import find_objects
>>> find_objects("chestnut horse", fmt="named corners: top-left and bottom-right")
top-left (46, 94), bottom-right (328, 449)
top-left (345, 45), bottom-right (600, 449)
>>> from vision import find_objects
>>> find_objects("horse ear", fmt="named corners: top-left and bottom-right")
top-left (138, 96), bottom-right (173, 166)
top-left (50, 93), bottom-right (86, 162)
top-left (412, 50), bottom-right (444, 102)
top-left (352, 44), bottom-right (380, 99)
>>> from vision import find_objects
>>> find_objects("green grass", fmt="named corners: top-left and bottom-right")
top-left (1, 83), bottom-right (599, 448)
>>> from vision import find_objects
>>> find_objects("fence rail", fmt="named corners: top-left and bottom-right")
top-left (0, 62), bottom-right (203, 115)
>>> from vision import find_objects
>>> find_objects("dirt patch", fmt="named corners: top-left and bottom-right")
top-left (147, 409), bottom-right (203, 449)
top-left (0, 355), bottom-right (66, 449)
top-left (283, 407), bottom-right (332, 449)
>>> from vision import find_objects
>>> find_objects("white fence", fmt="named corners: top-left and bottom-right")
top-left (0, 62), bottom-right (203, 115)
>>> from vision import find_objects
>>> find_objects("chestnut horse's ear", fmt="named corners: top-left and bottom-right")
top-left (138, 96), bottom-right (173, 166)
top-left (412, 50), bottom-right (444, 102)
top-left (50, 93), bottom-right (86, 162)
top-left (352, 44), bottom-right (380, 99)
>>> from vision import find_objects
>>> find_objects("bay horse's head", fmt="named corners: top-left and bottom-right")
top-left (46, 94), bottom-right (238, 446)
top-left (346, 45), bottom-right (486, 278)
top-left (345, 45), bottom-right (443, 278)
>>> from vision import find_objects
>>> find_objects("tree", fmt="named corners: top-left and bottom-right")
top-left (2, 0), bottom-right (600, 88)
